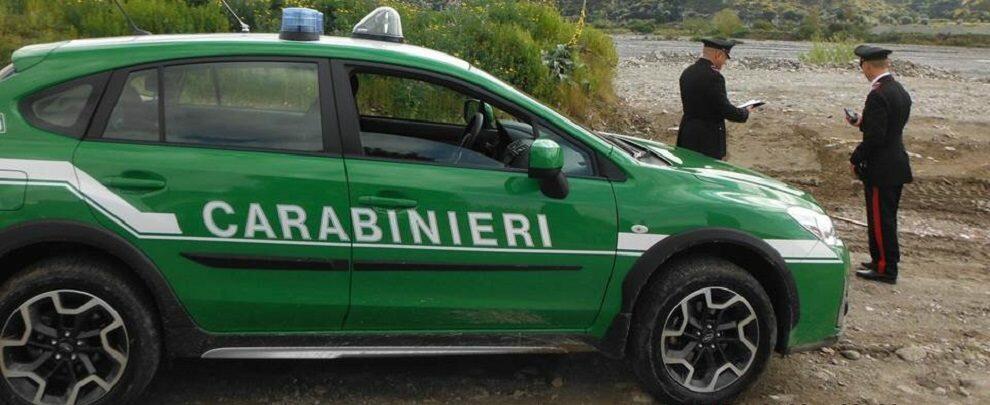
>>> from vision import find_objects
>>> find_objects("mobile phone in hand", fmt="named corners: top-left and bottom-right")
top-left (844, 108), bottom-right (859, 124)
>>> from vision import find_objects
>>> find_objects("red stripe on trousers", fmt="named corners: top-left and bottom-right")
top-left (871, 186), bottom-right (887, 274)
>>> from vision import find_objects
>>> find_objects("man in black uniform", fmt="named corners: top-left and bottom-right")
top-left (676, 38), bottom-right (756, 159)
top-left (846, 45), bottom-right (913, 284)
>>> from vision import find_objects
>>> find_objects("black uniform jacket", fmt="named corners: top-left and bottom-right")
top-left (676, 58), bottom-right (749, 159)
top-left (850, 75), bottom-right (913, 186)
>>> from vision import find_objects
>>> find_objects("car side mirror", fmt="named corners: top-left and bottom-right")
top-left (528, 139), bottom-right (569, 199)
top-left (463, 99), bottom-right (496, 129)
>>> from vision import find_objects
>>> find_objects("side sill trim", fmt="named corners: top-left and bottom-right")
top-left (353, 261), bottom-right (582, 272)
top-left (201, 345), bottom-right (589, 359)
top-left (181, 252), bottom-right (349, 271)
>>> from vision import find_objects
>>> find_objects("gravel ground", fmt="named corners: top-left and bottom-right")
top-left (613, 35), bottom-right (990, 82)
top-left (141, 37), bottom-right (990, 404)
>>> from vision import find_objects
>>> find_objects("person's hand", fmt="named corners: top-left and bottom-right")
top-left (845, 114), bottom-right (861, 127)
top-left (850, 163), bottom-right (859, 179)
top-left (746, 105), bottom-right (758, 112)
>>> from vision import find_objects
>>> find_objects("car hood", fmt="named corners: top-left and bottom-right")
top-left (607, 133), bottom-right (819, 205)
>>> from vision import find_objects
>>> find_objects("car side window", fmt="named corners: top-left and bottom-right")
top-left (355, 74), bottom-right (467, 125)
top-left (536, 126), bottom-right (594, 177)
top-left (31, 84), bottom-right (94, 128)
top-left (103, 69), bottom-right (159, 142)
top-left (349, 72), bottom-right (533, 170)
top-left (163, 62), bottom-right (322, 151)
top-left (21, 72), bottom-right (109, 138)
top-left (100, 61), bottom-right (324, 152)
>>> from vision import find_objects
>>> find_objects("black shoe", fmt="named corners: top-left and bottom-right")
top-left (860, 262), bottom-right (876, 270)
top-left (855, 269), bottom-right (897, 284)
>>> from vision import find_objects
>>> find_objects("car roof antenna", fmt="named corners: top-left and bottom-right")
top-left (110, 0), bottom-right (152, 36)
top-left (220, 0), bottom-right (251, 33)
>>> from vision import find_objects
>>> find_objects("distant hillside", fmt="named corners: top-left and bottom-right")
top-left (557, 0), bottom-right (990, 26)
top-left (553, 0), bottom-right (990, 46)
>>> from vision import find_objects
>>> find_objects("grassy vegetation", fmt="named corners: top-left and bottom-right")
top-left (798, 36), bottom-right (859, 66)
top-left (711, 9), bottom-right (744, 38)
top-left (0, 0), bottom-right (617, 125)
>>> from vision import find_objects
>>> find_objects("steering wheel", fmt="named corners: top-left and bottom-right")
top-left (452, 113), bottom-right (485, 164)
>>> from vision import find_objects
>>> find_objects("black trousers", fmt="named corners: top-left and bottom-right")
top-left (864, 184), bottom-right (903, 277)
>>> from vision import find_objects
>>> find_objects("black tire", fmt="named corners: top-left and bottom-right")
top-left (630, 256), bottom-right (777, 405)
top-left (0, 255), bottom-right (161, 405)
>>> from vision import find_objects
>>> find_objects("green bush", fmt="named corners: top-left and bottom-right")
top-left (627, 19), bottom-right (656, 34)
top-left (0, 0), bottom-right (617, 125)
top-left (797, 10), bottom-right (824, 40)
top-left (752, 20), bottom-right (775, 31)
top-left (712, 9), bottom-right (744, 38)
top-left (798, 35), bottom-right (858, 66)
top-left (682, 17), bottom-right (713, 36)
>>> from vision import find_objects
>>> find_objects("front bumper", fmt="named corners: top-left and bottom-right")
top-left (784, 242), bottom-right (850, 349)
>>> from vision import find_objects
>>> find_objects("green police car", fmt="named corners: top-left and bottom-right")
top-left (0, 7), bottom-right (847, 405)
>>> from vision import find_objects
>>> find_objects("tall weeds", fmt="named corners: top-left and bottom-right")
top-left (1, 0), bottom-right (617, 125)
top-left (799, 35), bottom-right (859, 66)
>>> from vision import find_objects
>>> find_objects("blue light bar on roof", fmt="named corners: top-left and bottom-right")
top-left (280, 8), bottom-right (324, 41)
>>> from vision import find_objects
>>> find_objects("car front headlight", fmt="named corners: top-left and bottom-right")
top-left (787, 206), bottom-right (840, 246)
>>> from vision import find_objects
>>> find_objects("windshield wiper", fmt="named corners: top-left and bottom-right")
top-left (607, 135), bottom-right (649, 160)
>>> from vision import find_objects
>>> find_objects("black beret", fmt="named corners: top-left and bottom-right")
top-left (702, 38), bottom-right (741, 58)
top-left (854, 45), bottom-right (892, 61)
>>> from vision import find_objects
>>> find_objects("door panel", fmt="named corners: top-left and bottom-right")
top-left (73, 57), bottom-right (351, 333)
top-left (344, 159), bottom-right (618, 330)
top-left (73, 143), bottom-right (352, 332)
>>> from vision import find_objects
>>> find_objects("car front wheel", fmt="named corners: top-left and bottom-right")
top-left (630, 256), bottom-right (777, 404)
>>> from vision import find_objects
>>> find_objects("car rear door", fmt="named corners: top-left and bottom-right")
top-left (72, 57), bottom-right (353, 333)
top-left (332, 61), bottom-right (618, 331)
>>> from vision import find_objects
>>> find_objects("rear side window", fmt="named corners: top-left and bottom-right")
top-left (20, 73), bottom-right (109, 138)
top-left (103, 69), bottom-right (159, 142)
top-left (164, 61), bottom-right (322, 151)
top-left (32, 84), bottom-right (93, 127)
top-left (100, 61), bottom-right (324, 152)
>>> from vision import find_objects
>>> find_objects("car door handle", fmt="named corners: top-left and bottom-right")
top-left (357, 196), bottom-right (418, 209)
top-left (102, 176), bottom-right (166, 191)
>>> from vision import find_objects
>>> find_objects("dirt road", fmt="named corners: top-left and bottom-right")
top-left (142, 38), bottom-right (990, 404)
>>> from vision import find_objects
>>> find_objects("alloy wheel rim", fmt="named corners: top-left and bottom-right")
top-left (659, 286), bottom-right (758, 393)
top-left (1, 290), bottom-right (129, 405)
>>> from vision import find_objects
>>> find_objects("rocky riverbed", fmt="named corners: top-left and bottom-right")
top-left (613, 35), bottom-right (990, 82)
top-left (605, 35), bottom-right (990, 405)
top-left (141, 37), bottom-right (990, 404)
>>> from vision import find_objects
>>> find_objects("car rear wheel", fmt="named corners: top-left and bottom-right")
top-left (0, 256), bottom-right (160, 405)
top-left (630, 256), bottom-right (777, 404)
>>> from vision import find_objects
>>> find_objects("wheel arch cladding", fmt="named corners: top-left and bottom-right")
top-left (602, 228), bottom-right (799, 358)
top-left (0, 221), bottom-right (198, 343)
